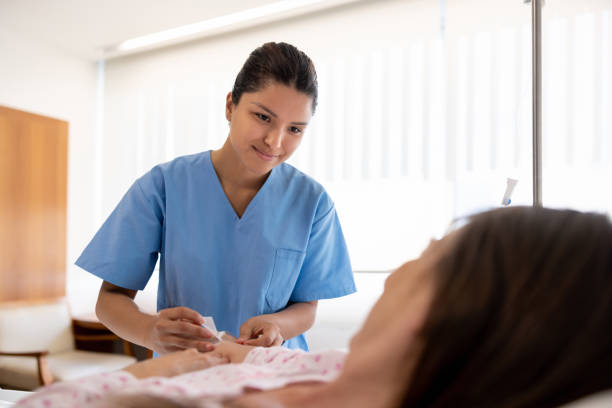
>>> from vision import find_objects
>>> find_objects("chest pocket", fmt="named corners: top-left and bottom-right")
top-left (265, 248), bottom-right (305, 312)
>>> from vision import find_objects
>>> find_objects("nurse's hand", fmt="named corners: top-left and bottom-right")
top-left (146, 307), bottom-right (217, 355)
top-left (237, 315), bottom-right (284, 347)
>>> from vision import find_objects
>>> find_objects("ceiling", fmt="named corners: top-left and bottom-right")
top-left (0, 0), bottom-right (299, 60)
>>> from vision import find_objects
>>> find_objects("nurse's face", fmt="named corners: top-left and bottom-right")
top-left (225, 82), bottom-right (313, 176)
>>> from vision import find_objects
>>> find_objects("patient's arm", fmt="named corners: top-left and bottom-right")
top-left (123, 348), bottom-right (229, 379)
top-left (212, 341), bottom-right (256, 364)
top-left (122, 339), bottom-right (253, 379)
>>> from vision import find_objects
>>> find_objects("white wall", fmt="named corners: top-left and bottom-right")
top-left (0, 25), bottom-right (98, 315)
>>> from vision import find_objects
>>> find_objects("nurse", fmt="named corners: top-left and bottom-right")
top-left (76, 42), bottom-right (356, 354)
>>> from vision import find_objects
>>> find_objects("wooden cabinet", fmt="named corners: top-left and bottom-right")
top-left (72, 313), bottom-right (153, 360)
top-left (0, 106), bottom-right (68, 302)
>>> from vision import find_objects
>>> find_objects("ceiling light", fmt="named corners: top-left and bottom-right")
top-left (111, 0), bottom-right (330, 54)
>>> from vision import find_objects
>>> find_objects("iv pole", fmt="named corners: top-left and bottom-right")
top-left (531, 0), bottom-right (543, 207)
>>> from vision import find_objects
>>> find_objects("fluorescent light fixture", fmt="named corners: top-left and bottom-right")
top-left (117, 0), bottom-right (327, 52)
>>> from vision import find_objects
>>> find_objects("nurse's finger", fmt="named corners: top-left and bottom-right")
top-left (237, 325), bottom-right (261, 343)
top-left (162, 335), bottom-right (214, 352)
top-left (153, 317), bottom-right (212, 340)
top-left (167, 320), bottom-right (215, 339)
top-left (159, 306), bottom-right (205, 324)
top-left (243, 332), bottom-right (278, 347)
top-left (259, 332), bottom-right (277, 347)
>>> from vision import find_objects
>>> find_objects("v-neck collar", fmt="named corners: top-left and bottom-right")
top-left (205, 150), bottom-right (275, 223)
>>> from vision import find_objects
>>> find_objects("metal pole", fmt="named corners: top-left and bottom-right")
top-left (532, 0), bottom-right (543, 207)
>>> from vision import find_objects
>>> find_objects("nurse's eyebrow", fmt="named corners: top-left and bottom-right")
top-left (251, 102), bottom-right (309, 126)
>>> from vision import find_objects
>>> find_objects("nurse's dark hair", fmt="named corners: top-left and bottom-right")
top-left (231, 42), bottom-right (318, 114)
top-left (400, 206), bottom-right (612, 408)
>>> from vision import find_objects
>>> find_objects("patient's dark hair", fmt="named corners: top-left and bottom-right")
top-left (402, 206), bottom-right (612, 408)
top-left (102, 393), bottom-right (202, 408)
top-left (231, 42), bottom-right (318, 114)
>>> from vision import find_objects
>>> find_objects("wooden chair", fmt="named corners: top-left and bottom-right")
top-left (0, 298), bottom-right (136, 390)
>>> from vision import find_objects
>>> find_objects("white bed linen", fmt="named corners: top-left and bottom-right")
top-left (15, 347), bottom-right (346, 407)
top-left (0, 388), bottom-right (32, 407)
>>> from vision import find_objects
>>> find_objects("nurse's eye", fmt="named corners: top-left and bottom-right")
top-left (289, 126), bottom-right (303, 135)
top-left (255, 112), bottom-right (271, 122)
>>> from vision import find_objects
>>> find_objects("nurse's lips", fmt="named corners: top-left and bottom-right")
top-left (252, 146), bottom-right (279, 161)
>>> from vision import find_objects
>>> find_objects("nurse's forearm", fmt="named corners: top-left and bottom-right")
top-left (96, 282), bottom-right (156, 349)
top-left (272, 301), bottom-right (318, 340)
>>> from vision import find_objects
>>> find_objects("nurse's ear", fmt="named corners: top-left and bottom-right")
top-left (225, 92), bottom-right (234, 122)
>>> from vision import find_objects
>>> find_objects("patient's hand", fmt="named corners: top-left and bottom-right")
top-left (212, 341), bottom-right (256, 364)
top-left (123, 348), bottom-right (229, 379)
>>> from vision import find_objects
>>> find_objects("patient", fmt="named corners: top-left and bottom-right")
top-left (16, 207), bottom-right (612, 407)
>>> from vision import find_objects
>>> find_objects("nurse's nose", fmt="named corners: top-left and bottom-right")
top-left (264, 127), bottom-right (283, 149)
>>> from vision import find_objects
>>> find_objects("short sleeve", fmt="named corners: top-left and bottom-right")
top-left (289, 194), bottom-right (356, 302)
top-left (75, 169), bottom-right (165, 290)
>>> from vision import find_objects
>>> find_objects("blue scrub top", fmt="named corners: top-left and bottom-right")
top-left (76, 151), bottom-right (356, 350)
